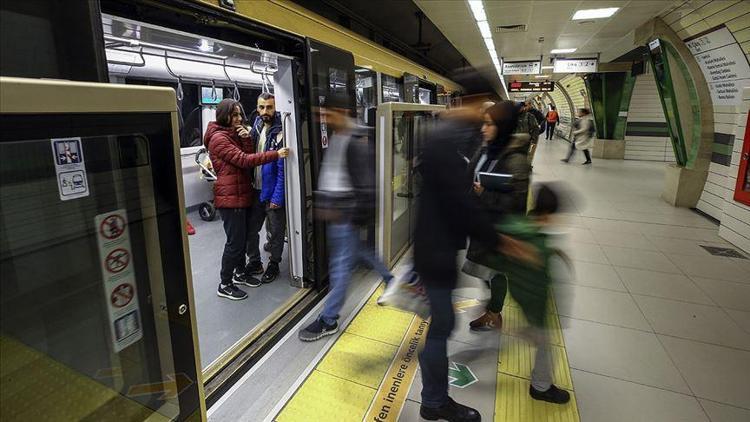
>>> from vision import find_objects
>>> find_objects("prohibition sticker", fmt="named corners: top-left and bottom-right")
top-left (100, 214), bottom-right (126, 240)
top-left (106, 248), bottom-right (130, 273)
top-left (111, 283), bottom-right (135, 308)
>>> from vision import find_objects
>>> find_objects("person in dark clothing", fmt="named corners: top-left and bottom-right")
top-left (205, 99), bottom-right (289, 300)
top-left (245, 93), bottom-right (287, 283)
top-left (299, 93), bottom-right (392, 341)
top-left (463, 101), bottom-right (532, 331)
top-left (414, 105), bottom-right (538, 422)
top-left (545, 105), bottom-right (560, 140)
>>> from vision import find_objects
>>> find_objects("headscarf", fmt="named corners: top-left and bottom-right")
top-left (484, 101), bottom-right (519, 158)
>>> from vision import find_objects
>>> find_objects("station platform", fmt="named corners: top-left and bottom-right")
top-left (208, 139), bottom-right (750, 422)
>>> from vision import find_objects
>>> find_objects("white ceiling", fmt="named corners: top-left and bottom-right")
top-left (414, 0), bottom-right (682, 94)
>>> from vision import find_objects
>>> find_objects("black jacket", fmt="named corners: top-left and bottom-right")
top-left (413, 118), bottom-right (499, 287)
top-left (465, 134), bottom-right (531, 265)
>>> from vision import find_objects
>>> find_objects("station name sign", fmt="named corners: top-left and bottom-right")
top-left (508, 80), bottom-right (554, 92)
top-left (502, 61), bottom-right (541, 75)
top-left (553, 58), bottom-right (598, 73)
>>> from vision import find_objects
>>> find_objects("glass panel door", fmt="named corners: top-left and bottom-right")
top-left (0, 113), bottom-right (201, 421)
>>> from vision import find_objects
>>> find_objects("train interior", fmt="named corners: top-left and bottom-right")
top-left (102, 14), bottom-right (307, 374)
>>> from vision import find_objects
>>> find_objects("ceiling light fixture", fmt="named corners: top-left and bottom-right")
top-left (541, 65), bottom-right (554, 69)
top-left (491, 56), bottom-right (500, 66)
top-left (572, 7), bottom-right (619, 20)
top-left (484, 38), bottom-right (495, 51)
top-left (550, 48), bottom-right (577, 54)
top-left (477, 20), bottom-right (492, 39)
top-left (198, 39), bottom-right (211, 52)
top-left (489, 50), bottom-right (498, 59)
top-left (534, 75), bottom-right (551, 79)
top-left (468, 0), bottom-right (486, 21)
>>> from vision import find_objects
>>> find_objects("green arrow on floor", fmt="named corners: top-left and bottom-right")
top-left (448, 362), bottom-right (477, 388)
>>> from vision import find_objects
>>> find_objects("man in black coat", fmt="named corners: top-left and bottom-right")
top-left (414, 109), bottom-right (536, 422)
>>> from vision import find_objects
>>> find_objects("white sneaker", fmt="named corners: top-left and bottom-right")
top-left (378, 272), bottom-right (430, 318)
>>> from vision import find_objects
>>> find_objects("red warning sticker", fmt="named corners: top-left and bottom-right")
top-left (106, 248), bottom-right (130, 274)
top-left (110, 283), bottom-right (135, 308)
top-left (100, 214), bottom-right (127, 240)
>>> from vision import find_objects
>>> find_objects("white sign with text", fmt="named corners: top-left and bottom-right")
top-left (553, 58), bottom-right (598, 73)
top-left (502, 61), bottom-right (541, 75)
top-left (687, 26), bottom-right (750, 106)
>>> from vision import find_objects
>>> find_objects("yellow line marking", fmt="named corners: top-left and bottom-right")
top-left (363, 317), bottom-right (429, 422)
top-left (494, 373), bottom-right (579, 421)
top-left (454, 299), bottom-right (482, 313)
top-left (316, 333), bottom-right (398, 389)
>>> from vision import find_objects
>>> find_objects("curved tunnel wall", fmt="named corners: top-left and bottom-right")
top-left (660, 0), bottom-right (750, 251)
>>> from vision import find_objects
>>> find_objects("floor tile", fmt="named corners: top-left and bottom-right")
top-left (556, 260), bottom-right (627, 292)
top-left (553, 284), bottom-right (651, 330)
top-left (659, 335), bottom-right (750, 408)
top-left (602, 245), bottom-right (681, 274)
top-left (582, 218), bottom-right (643, 234)
top-left (726, 309), bottom-right (750, 334)
top-left (667, 253), bottom-right (750, 283)
top-left (698, 399), bottom-right (750, 422)
top-left (560, 317), bottom-right (690, 393)
top-left (563, 241), bottom-right (610, 265)
top-left (615, 267), bottom-right (713, 305)
top-left (560, 226), bottom-right (597, 244)
top-left (591, 229), bottom-right (657, 251)
top-left (691, 277), bottom-right (750, 312)
top-left (397, 399), bottom-right (422, 422)
top-left (633, 295), bottom-right (750, 350)
top-left (571, 369), bottom-right (708, 422)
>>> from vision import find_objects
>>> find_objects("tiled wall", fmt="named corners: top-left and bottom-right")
top-left (548, 85), bottom-right (573, 140)
top-left (624, 70), bottom-right (676, 162)
top-left (660, 0), bottom-right (750, 252)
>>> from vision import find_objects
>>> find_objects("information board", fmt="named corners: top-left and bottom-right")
top-left (502, 61), bottom-right (541, 75)
top-left (508, 80), bottom-right (554, 92)
top-left (553, 58), bottom-right (598, 73)
top-left (686, 26), bottom-right (750, 106)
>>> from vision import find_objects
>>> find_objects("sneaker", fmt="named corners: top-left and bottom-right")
top-left (217, 284), bottom-right (248, 300)
top-left (186, 220), bottom-right (196, 235)
top-left (529, 384), bottom-right (570, 404)
top-left (233, 270), bottom-right (261, 288)
top-left (246, 261), bottom-right (264, 275)
top-left (560, 159), bottom-right (569, 163)
top-left (582, 161), bottom-right (592, 165)
top-left (378, 273), bottom-right (430, 318)
top-left (262, 261), bottom-right (279, 283)
top-left (420, 397), bottom-right (481, 422)
top-left (299, 318), bottom-right (338, 342)
top-left (263, 242), bottom-right (271, 252)
top-left (469, 311), bottom-right (502, 331)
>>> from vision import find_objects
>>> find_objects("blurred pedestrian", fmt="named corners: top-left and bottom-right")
top-left (562, 108), bottom-right (594, 165)
top-left (414, 104), bottom-right (538, 422)
top-left (205, 99), bottom-right (289, 300)
top-left (299, 93), bottom-right (392, 341)
top-left (516, 102), bottom-right (541, 165)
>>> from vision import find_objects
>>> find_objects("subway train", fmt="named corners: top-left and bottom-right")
top-left (0, 0), bottom-right (454, 420)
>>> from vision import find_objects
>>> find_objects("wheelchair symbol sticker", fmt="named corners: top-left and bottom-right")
top-left (106, 248), bottom-right (130, 273)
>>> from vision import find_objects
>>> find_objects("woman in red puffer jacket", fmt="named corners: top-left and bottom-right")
top-left (205, 98), bottom-right (289, 300)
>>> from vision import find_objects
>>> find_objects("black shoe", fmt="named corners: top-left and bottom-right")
top-left (582, 161), bottom-right (592, 165)
top-left (262, 261), bottom-right (279, 283)
top-left (299, 318), bottom-right (338, 342)
top-left (246, 261), bottom-right (264, 275)
top-left (561, 159), bottom-right (569, 163)
top-left (529, 384), bottom-right (570, 404)
top-left (233, 270), bottom-right (261, 288)
top-left (217, 284), bottom-right (248, 300)
top-left (420, 397), bottom-right (481, 422)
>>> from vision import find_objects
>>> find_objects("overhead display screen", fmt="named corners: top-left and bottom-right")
top-left (508, 80), bottom-right (554, 92)
top-left (553, 58), bottom-right (598, 73)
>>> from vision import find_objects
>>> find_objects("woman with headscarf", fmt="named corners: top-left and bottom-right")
top-left (463, 101), bottom-right (532, 331)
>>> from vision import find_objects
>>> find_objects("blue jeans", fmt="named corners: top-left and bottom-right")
top-left (419, 284), bottom-right (455, 408)
top-left (320, 222), bottom-right (392, 325)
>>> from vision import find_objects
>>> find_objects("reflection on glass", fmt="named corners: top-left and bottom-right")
top-left (355, 69), bottom-right (376, 126)
top-left (0, 123), bottom-right (186, 421)
top-left (382, 74), bottom-right (402, 103)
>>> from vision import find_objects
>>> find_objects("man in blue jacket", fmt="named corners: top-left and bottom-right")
top-left (245, 93), bottom-right (286, 283)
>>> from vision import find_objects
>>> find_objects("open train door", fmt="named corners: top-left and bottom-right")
top-left (304, 39), bottom-right (357, 284)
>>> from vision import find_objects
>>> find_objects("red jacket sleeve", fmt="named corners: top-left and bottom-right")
top-left (209, 133), bottom-right (279, 169)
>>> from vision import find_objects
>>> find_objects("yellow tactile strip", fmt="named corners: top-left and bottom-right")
top-left (276, 284), bottom-right (418, 422)
top-left (495, 292), bottom-right (580, 421)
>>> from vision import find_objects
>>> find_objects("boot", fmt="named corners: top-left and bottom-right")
top-left (469, 311), bottom-right (502, 331)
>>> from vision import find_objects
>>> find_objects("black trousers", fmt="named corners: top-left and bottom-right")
top-left (565, 142), bottom-right (591, 162)
top-left (419, 283), bottom-right (455, 408)
top-left (545, 122), bottom-right (556, 140)
top-left (218, 207), bottom-right (251, 286)
top-left (246, 190), bottom-right (287, 265)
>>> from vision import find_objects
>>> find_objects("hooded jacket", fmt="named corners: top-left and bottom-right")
top-left (465, 133), bottom-right (531, 266)
top-left (204, 121), bottom-right (279, 209)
